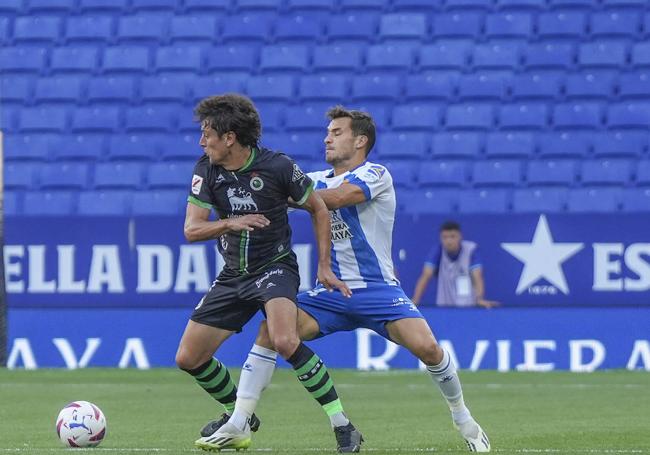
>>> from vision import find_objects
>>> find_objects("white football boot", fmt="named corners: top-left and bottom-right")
top-left (456, 419), bottom-right (491, 452)
top-left (194, 421), bottom-right (251, 452)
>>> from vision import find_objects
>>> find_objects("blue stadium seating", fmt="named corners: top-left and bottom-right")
top-left (385, 162), bottom-right (415, 188)
top-left (1, 76), bottom-right (33, 105)
top-left (79, 0), bottom-right (129, 12)
top-left (95, 163), bottom-right (144, 189)
top-left (103, 46), bottom-right (150, 73)
top-left (495, 0), bottom-right (546, 10)
top-left (87, 77), bottom-right (137, 103)
top-left (512, 188), bottom-right (568, 213)
top-left (525, 43), bottom-right (575, 70)
top-left (632, 42), bottom-right (650, 67)
top-left (578, 41), bottom-right (627, 68)
top-left (40, 163), bottom-right (90, 190)
top-left (339, 0), bottom-right (386, 13)
top-left (109, 134), bottom-right (162, 160)
top-left (263, 132), bottom-right (324, 160)
top-left (13, 16), bottom-right (62, 43)
top-left (4, 134), bottom-right (54, 161)
top-left (376, 133), bottom-right (429, 159)
top-left (327, 14), bottom-right (378, 43)
top-left (117, 15), bottom-right (168, 43)
top-left (170, 16), bottom-right (217, 43)
top-left (607, 102), bottom-right (650, 128)
top-left (2, 107), bottom-right (18, 133)
top-left (446, 104), bottom-right (494, 130)
top-left (553, 102), bottom-right (603, 129)
top-left (72, 107), bottom-right (121, 133)
top-left (458, 73), bottom-right (509, 100)
top-left (619, 71), bottom-right (650, 99)
top-left (458, 189), bottom-right (510, 213)
top-left (313, 44), bottom-right (363, 72)
top-left (405, 74), bottom-right (456, 101)
top-left (567, 188), bottom-right (621, 212)
top-left (125, 106), bottom-right (176, 132)
top-left (419, 43), bottom-right (469, 70)
top-left (299, 75), bottom-right (348, 101)
top-left (27, 0), bottom-right (76, 13)
top-left (193, 74), bottom-right (247, 101)
top-left (379, 14), bottom-right (428, 41)
top-left (392, 104), bottom-right (441, 131)
top-left (78, 191), bottom-right (133, 216)
top-left (432, 13), bottom-right (483, 39)
top-left (636, 160), bottom-right (650, 186)
top-left (148, 161), bottom-right (195, 188)
top-left (431, 132), bottom-right (482, 159)
top-left (4, 192), bottom-right (19, 216)
top-left (207, 46), bottom-right (258, 73)
top-left (160, 135), bottom-right (202, 161)
top-left (255, 103), bottom-right (285, 132)
top-left (500, 103), bottom-right (548, 129)
top-left (184, 0), bottom-right (229, 12)
top-left (485, 13), bottom-right (532, 38)
top-left (247, 76), bottom-right (295, 101)
top-left (401, 189), bottom-right (458, 215)
top-left (0, 17), bottom-right (9, 44)
top-left (156, 46), bottom-right (202, 73)
top-left (592, 131), bottom-right (647, 158)
top-left (621, 189), bottom-right (650, 212)
top-left (24, 191), bottom-right (76, 215)
top-left (259, 45), bottom-right (310, 72)
top-left (591, 12), bottom-right (640, 38)
top-left (285, 104), bottom-right (329, 132)
top-left (0, 48), bottom-right (47, 74)
top-left (512, 73), bottom-right (563, 100)
top-left (538, 132), bottom-right (590, 159)
top-left (472, 160), bottom-right (522, 187)
top-left (236, 0), bottom-right (281, 11)
top-left (275, 15), bottom-right (323, 43)
top-left (527, 160), bottom-right (578, 186)
top-left (485, 132), bottom-right (535, 158)
top-left (132, 190), bottom-right (186, 215)
top-left (0, 0), bottom-right (22, 14)
top-left (221, 15), bottom-right (273, 43)
top-left (538, 12), bottom-right (586, 39)
top-left (54, 135), bottom-right (105, 161)
top-left (51, 47), bottom-right (99, 73)
top-left (131, 0), bottom-right (179, 12)
top-left (352, 75), bottom-right (402, 101)
top-left (5, 163), bottom-right (39, 190)
top-left (581, 159), bottom-right (632, 186)
top-left (445, 0), bottom-right (491, 10)
top-left (472, 43), bottom-right (521, 70)
top-left (20, 107), bottom-right (68, 133)
top-left (366, 44), bottom-right (415, 72)
top-left (564, 72), bottom-right (616, 100)
top-left (34, 76), bottom-right (83, 104)
top-left (140, 75), bottom-right (189, 102)
top-left (65, 16), bottom-right (114, 43)
top-left (417, 161), bottom-right (468, 187)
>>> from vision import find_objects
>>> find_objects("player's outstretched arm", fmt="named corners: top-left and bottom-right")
top-left (316, 182), bottom-right (367, 210)
top-left (183, 202), bottom-right (269, 242)
top-left (300, 191), bottom-right (352, 297)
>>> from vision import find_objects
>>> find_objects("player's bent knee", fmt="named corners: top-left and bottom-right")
top-left (175, 348), bottom-right (205, 372)
top-left (272, 335), bottom-right (300, 359)
top-left (419, 342), bottom-right (444, 366)
top-left (255, 321), bottom-right (274, 350)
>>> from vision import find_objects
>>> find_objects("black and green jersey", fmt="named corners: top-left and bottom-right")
top-left (187, 147), bottom-right (314, 275)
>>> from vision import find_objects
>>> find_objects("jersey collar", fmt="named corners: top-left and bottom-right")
top-left (326, 160), bottom-right (367, 178)
top-left (237, 147), bottom-right (257, 173)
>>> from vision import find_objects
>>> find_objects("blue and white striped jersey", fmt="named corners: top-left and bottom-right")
top-left (309, 161), bottom-right (399, 289)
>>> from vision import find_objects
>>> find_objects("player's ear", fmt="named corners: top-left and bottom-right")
top-left (225, 131), bottom-right (237, 147)
top-left (355, 134), bottom-right (368, 152)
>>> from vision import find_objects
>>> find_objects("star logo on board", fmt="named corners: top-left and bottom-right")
top-left (501, 215), bottom-right (584, 295)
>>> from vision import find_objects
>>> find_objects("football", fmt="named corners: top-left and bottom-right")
top-left (55, 401), bottom-right (107, 448)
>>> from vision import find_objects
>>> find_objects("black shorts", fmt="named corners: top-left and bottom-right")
top-left (190, 259), bottom-right (300, 332)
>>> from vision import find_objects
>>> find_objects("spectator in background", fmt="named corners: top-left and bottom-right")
top-left (412, 221), bottom-right (499, 308)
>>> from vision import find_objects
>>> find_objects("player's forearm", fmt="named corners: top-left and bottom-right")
top-left (310, 202), bottom-right (333, 268)
top-left (471, 269), bottom-right (485, 300)
top-left (315, 188), bottom-right (345, 210)
top-left (184, 219), bottom-right (230, 243)
top-left (412, 276), bottom-right (429, 304)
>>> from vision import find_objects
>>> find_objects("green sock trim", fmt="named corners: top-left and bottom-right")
top-left (312, 378), bottom-right (334, 399)
top-left (194, 359), bottom-right (219, 381)
top-left (294, 354), bottom-right (320, 377)
top-left (222, 401), bottom-right (236, 414)
top-left (300, 364), bottom-right (328, 388)
top-left (322, 399), bottom-right (344, 417)
top-left (197, 364), bottom-right (228, 390)
top-left (210, 380), bottom-right (236, 401)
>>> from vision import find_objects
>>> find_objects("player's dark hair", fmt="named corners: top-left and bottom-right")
top-left (440, 220), bottom-right (461, 232)
top-left (326, 105), bottom-right (376, 156)
top-left (194, 94), bottom-right (261, 148)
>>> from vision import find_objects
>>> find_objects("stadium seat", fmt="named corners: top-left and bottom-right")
top-left (538, 132), bottom-right (590, 159)
top-left (1, 108), bottom-right (18, 133)
top-left (1, 76), bottom-right (34, 105)
top-left (53, 135), bottom-right (105, 161)
top-left (376, 133), bottom-right (429, 159)
top-left (567, 188), bottom-right (621, 213)
top-left (591, 12), bottom-right (640, 38)
top-left (140, 76), bottom-right (189, 102)
top-left (0, 0), bottom-right (21, 14)
top-left (207, 46), bottom-right (258, 73)
top-left (5, 163), bottom-right (39, 190)
top-left (512, 187), bottom-right (568, 213)
top-left (636, 160), bottom-right (650, 186)
top-left (619, 71), bottom-right (650, 99)
top-left (327, 14), bottom-right (378, 43)
top-left (51, 47), bottom-right (98, 73)
top-left (4, 191), bottom-right (19, 216)
top-left (274, 15), bottom-right (323, 43)
top-left (592, 131), bottom-right (647, 158)
top-left (548, 0), bottom-right (597, 9)
top-left (79, 0), bottom-right (129, 12)
top-left (495, 0), bottom-right (546, 10)
top-left (472, 43), bottom-right (520, 70)
top-left (65, 16), bottom-right (114, 42)
top-left (445, 0), bottom-right (491, 10)
top-left (538, 12), bottom-right (586, 39)
top-left (401, 189), bottom-right (458, 215)
top-left (621, 188), bottom-right (650, 212)
top-left (184, 0), bottom-right (229, 12)
top-left (350, 103), bottom-right (391, 131)
top-left (117, 15), bottom-right (168, 43)
top-left (564, 72), bottom-right (616, 100)
top-left (192, 75), bottom-right (247, 102)
top-left (26, 0), bottom-right (76, 13)
top-left (4, 134), bottom-right (54, 161)
top-left (299, 75), bottom-right (348, 101)
top-left (13, 16), bottom-right (62, 43)
top-left (432, 13), bottom-right (483, 39)
top-left (553, 103), bottom-right (603, 129)
top-left (339, 0), bottom-right (386, 13)
top-left (255, 103), bottom-right (285, 132)
top-left (485, 13), bottom-right (532, 38)
top-left (169, 16), bottom-right (217, 43)
top-left (352, 75), bottom-right (402, 101)
top-left (287, 0), bottom-right (334, 12)
top-left (527, 160), bottom-right (578, 186)
top-left (445, 104), bottom-right (494, 130)
top-left (24, 191), bottom-right (76, 215)
top-left (221, 15), bottom-right (273, 43)
top-left (125, 106), bottom-right (176, 132)
top-left (392, 104), bottom-right (441, 131)
top-left (581, 159), bottom-right (632, 186)
top-left (263, 132), bottom-right (324, 160)
top-left (131, 0), bottom-right (179, 11)
top-left (385, 161), bottom-right (416, 189)
top-left (78, 191), bottom-right (133, 216)
top-left (419, 42), bottom-right (469, 70)
top-left (247, 76), bottom-right (295, 101)
top-left (458, 189), bottom-right (510, 213)
top-left (472, 160), bottom-right (522, 187)
top-left (109, 134), bottom-right (162, 160)
top-left (431, 132), bottom-right (482, 159)
top-left (379, 14), bottom-right (427, 40)
top-left (147, 161), bottom-right (195, 189)
top-left (40, 163), bottom-right (90, 190)
top-left (405, 74), bottom-right (456, 101)
top-left (94, 163), bottom-right (144, 189)
top-left (485, 132), bottom-right (535, 158)
top-left (160, 135), bottom-right (202, 161)
top-left (34, 76), bottom-right (83, 104)
top-left (366, 44), bottom-right (415, 72)
top-left (631, 42), bottom-right (650, 67)
top-left (235, 0), bottom-right (281, 11)
top-left (132, 190), bottom-right (186, 215)
top-left (259, 45), bottom-right (309, 72)
top-left (72, 107), bottom-right (121, 133)
top-left (87, 77), bottom-right (137, 103)
top-left (0, 47), bottom-right (47, 73)
top-left (525, 43), bottom-right (575, 70)
top-left (578, 41), bottom-right (627, 68)
top-left (457, 73), bottom-right (509, 100)
top-left (0, 17), bottom-right (9, 44)
top-left (19, 107), bottom-right (68, 133)
top-left (499, 103), bottom-right (548, 130)
top-left (103, 46), bottom-right (150, 73)
top-left (156, 46), bottom-right (202, 73)
top-left (417, 161), bottom-right (468, 187)
top-left (607, 102), bottom-right (650, 128)
top-left (602, 0), bottom-right (647, 6)
top-left (285, 104), bottom-right (329, 132)
top-left (511, 72), bottom-right (563, 100)
top-left (313, 44), bottom-right (363, 72)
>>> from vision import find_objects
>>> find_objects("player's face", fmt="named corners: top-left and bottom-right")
top-left (440, 229), bottom-right (461, 254)
top-left (199, 121), bottom-right (230, 165)
top-left (324, 118), bottom-right (358, 166)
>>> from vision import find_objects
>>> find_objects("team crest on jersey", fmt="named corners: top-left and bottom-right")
top-left (364, 165), bottom-right (386, 183)
top-left (250, 176), bottom-right (264, 191)
top-left (227, 187), bottom-right (258, 211)
top-left (330, 210), bottom-right (353, 241)
top-left (191, 174), bottom-right (203, 195)
top-left (216, 173), bottom-right (226, 183)
top-left (292, 163), bottom-right (306, 182)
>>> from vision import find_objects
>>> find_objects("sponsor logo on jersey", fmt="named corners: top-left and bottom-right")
top-left (226, 187), bottom-right (258, 211)
top-left (292, 163), bottom-right (306, 183)
top-left (330, 210), bottom-right (353, 241)
top-left (255, 268), bottom-right (284, 288)
top-left (216, 173), bottom-right (225, 183)
top-left (191, 174), bottom-right (203, 195)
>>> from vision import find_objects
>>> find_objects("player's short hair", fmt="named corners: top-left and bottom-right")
top-left (194, 94), bottom-right (261, 148)
top-left (440, 220), bottom-right (461, 232)
top-left (326, 105), bottom-right (376, 156)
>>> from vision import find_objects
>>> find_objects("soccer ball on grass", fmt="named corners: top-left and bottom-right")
top-left (55, 401), bottom-right (107, 448)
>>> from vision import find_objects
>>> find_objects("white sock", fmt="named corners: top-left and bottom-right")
top-left (330, 412), bottom-right (350, 428)
top-left (426, 349), bottom-right (472, 425)
top-left (228, 344), bottom-right (277, 431)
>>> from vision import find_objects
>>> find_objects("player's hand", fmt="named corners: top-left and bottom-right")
top-left (318, 266), bottom-right (352, 297)
top-left (477, 298), bottom-right (500, 309)
top-left (226, 214), bottom-right (270, 232)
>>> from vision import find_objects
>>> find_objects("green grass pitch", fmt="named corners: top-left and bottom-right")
top-left (1, 368), bottom-right (648, 454)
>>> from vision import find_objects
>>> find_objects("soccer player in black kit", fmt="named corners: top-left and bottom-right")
top-left (175, 94), bottom-right (362, 452)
